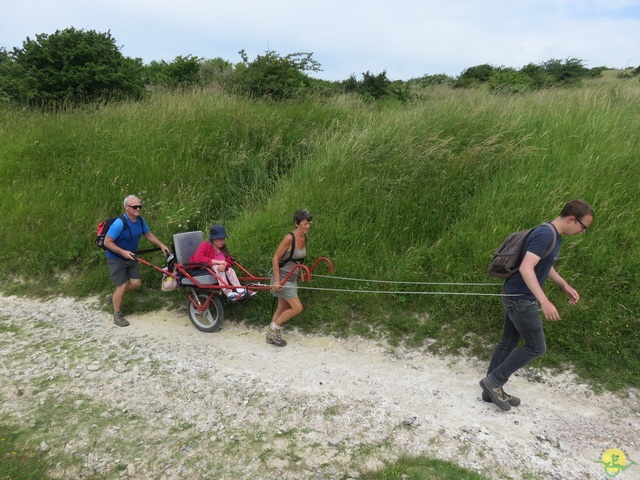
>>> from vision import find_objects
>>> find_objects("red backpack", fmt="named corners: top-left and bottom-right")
top-left (95, 215), bottom-right (129, 249)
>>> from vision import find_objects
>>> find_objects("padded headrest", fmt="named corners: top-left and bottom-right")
top-left (173, 231), bottom-right (204, 264)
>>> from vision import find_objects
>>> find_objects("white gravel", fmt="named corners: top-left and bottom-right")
top-left (0, 294), bottom-right (638, 479)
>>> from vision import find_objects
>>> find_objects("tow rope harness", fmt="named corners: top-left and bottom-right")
top-left (252, 274), bottom-right (517, 296)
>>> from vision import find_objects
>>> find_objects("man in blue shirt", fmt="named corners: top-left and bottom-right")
top-left (480, 199), bottom-right (594, 410)
top-left (104, 195), bottom-right (170, 327)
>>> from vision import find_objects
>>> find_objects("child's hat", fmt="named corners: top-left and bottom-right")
top-left (209, 225), bottom-right (228, 240)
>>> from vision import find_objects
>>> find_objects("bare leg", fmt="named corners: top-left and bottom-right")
top-left (267, 296), bottom-right (302, 347)
top-left (112, 279), bottom-right (141, 312)
top-left (272, 297), bottom-right (303, 327)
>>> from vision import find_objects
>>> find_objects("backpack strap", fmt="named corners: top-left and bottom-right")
top-left (278, 232), bottom-right (306, 268)
top-left (128, 217), bottom-right (161, 255)
top-left (113, 214), bottom-right (129, 241)
top-left (538, 222), bottom-right (557, 260)
top-left (124, 215), bottom-right (146, 237)
top-left (278, 232), bottom-right (296, 268)
top-left (514, 223), bottom-right (557, 271)
top-left (120, 215), bottom-right (148, 245)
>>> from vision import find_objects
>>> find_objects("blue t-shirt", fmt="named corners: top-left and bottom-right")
top-left (503, 223), bottom-right (561, 299)
top-left (105, 215), bottom-right (149, 259)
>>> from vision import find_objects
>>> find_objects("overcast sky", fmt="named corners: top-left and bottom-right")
top-left (2, 0), bottom-right (639, 81)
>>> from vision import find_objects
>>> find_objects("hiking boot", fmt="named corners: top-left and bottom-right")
top-left (113, 312), bottom-right (130, 327)
top-left (266, 326), bottom-right (287, 347)
top-left (479, 377), bottom-right (511, 411)
top-left (482, 389), bottom-right (521, 407)
top-left (105, 294), bottom-right (113, 305)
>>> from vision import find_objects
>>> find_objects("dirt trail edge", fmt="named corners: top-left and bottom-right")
top-left (0, 294), bottom-right (638, 479)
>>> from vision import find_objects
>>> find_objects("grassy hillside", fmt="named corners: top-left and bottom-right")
top-left (1, 80), bottom-right (639, 391)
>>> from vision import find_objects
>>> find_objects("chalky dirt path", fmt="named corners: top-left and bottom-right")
top-left (0, 294), bottom-right (638, 479)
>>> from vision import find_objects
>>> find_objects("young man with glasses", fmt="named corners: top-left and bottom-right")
top-left (480, 199), bottom-right (594, 410)
top-left (104, 195), bottom-right (170, 327)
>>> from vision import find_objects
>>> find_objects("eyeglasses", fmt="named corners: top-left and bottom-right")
top-left (127, 205), bottom-right (142, 210)
top-left (576, 218), bottom-right (588, 232)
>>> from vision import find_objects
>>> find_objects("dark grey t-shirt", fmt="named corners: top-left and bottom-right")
top-left (503, 223), bottom-right (561, 299)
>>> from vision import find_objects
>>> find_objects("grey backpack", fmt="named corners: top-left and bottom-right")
top-left (488, 223), bottom-right (556, 279)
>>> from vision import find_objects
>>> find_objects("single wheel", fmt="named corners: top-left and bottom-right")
top-left (187, 290), bottom-right (224, 332)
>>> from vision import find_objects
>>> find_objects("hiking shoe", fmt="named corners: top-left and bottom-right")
top-left (479, 377), bottom-right (511, 411)
top-left (105, 294), bottom-right (113, 305)
top-left (482, 389), bottom-right (521, 407)
top-left (113, 312), bottom-right (130, 327)
top-left (266, 326), bottom-right (287, 347)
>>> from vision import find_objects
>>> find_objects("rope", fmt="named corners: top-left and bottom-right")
top-left (294, 285), bottom-right (513, 296)
top-left (247, 282), bottom-right (515, 297)
top-left (312, 274), bottom-right (501, 286)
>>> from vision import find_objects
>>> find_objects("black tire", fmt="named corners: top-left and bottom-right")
top-left (187, 291), bottom-right (224, 332)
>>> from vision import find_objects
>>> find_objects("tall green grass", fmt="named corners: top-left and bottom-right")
top-left (1, 82), bottom-right (639, 390)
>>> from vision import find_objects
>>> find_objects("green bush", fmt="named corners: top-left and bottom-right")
top-left (236, 50), bottom-right (320, 100)
top-left (455, 64), bottom-right (497, 85)
top-left (416, 73), bottom-right (455, 86)
top-left (198, 57), bottom-right (236, 90)
top-left (143, 55), bottom-right (203, 87)
top-left (519, 63), bottom-right (555, 88)
top-left (541, 57), bottom-right (588, 85)
top-left (0, 27), bottom-right (144, 108)
top-left (343, 70), bottom-right (410, 102)
top-left (454, 58), bottom-right (594, 90)
top-left (488, 68), bottom-right (533, 93)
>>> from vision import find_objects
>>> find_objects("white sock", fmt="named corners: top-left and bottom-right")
top-left (270, 322), bottom-right (281, 330)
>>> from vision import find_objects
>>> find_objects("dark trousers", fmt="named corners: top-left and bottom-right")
top-left (486, 296), bottom-right (547, 387)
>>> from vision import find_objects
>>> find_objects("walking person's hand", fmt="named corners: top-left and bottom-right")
top-left (561, 284), bottom-right (580, 304)
top-left (540, 300), bottom-right (560, 321)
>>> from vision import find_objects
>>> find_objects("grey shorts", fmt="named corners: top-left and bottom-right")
top-left (107, 257), bottom-right (141, 286)
top-left (270, 278), bottom-right (298, 299)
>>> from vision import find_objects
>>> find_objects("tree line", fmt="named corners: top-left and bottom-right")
top-left (1, 27), bottom-right (639, 109)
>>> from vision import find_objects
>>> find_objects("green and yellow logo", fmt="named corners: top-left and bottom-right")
top-left (594, 448), bottom-right (637, 477)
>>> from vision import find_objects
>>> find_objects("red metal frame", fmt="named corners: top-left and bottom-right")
top-left (135, 255), bottom-right (334, 313)
top-left (187, 290), bottom-right (217, 314)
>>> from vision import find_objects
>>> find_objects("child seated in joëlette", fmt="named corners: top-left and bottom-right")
top-left (188, 225), bottom-right (255, 301)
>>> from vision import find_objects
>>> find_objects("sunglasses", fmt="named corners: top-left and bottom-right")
top-left (127, 205), bottom-right (142, 210)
